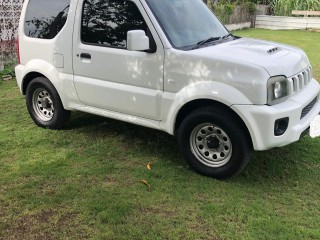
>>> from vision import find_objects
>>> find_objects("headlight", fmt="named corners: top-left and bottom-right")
top-left (267, 76), bottom-right (289, 105)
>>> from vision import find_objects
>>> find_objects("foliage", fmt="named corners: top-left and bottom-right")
top-left (82, 0), bottom-right (147, 48)
top-left (208, 0), bottom-right (256, 24)
top-left (1, 29), bottom-right (320, 240)
top-left (0, 61), bottom-right (15, 79)
top-left (271, 0), bottom-right (320, 16)
top-left (246, 1), bottom-right (257, 14)
top-left (209, 0), bottom-right (235, 24)
top-left (250, 0), bottom-right (271, 4)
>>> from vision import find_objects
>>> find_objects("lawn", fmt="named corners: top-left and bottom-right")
top-left (0, 29), bottom-right (320, 240)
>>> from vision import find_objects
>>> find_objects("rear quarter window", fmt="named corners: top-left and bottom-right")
top-left (24, 0), bottom-right (70, 39)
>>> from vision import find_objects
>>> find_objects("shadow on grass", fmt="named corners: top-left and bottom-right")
top-left (66, 111), bottom-right (184, 163)
top-left (234, 137), bottom-right (316, 185)
top-left (64, 112), bottom-right (313, 184)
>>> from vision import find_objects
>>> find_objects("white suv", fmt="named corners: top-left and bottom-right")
top-left (15, 0), bottom-right (320, 179)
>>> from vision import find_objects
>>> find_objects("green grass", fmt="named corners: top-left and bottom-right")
top-left (1, 29), bottom-right (320, 239)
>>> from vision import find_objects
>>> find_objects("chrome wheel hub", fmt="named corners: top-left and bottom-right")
top-left (190, 123), bottom-right (232, 167)
top-left (32, 88), bottom-right (54, 121)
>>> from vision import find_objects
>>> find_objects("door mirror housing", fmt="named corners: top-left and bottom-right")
top-left (127, 30), bottom-right (150, 51)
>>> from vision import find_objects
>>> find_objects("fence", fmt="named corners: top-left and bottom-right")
top-left (255, 15), bottom-right (320, 30)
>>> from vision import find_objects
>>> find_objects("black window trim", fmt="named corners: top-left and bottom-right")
top-left (80, 0), bottom-right (126, 50)
top-left (24, 0), bottom-right (70, 39)
top-left (80, 0), bottom-right (156, 52)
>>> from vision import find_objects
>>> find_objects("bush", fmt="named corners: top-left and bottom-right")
top-left (208, 0), bottom-right (256, 24)
top-left (210, 2), bottom-right (235, 24)
top-left (0, 62), bottom-right (16, 79)
top-left (271, 0), bottom-right (320, 16)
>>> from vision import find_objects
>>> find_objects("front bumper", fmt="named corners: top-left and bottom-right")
top-left (232, 78), bottom-right (320, 151)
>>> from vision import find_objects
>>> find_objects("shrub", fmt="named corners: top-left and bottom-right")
top-left (271, 0), bottom-right (320, 16)
top-left (0, 61), bottom-right (16, 79)
top-left (208, 0), bottom-right (256, 24)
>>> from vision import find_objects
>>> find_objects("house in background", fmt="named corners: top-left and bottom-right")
top-left (0, 0), bottom-right (23, 69)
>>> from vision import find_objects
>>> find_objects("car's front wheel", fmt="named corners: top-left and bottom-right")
top-left (178, 106), bottom-right (251, 179)
top-left (26, 77), bottom-right (70, 129)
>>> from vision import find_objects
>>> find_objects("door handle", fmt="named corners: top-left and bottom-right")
top-left (80, 53), bottom-right (91, 59)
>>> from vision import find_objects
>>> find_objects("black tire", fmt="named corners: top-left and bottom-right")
top-left (26, 77), bottom-right (71, 129)
top-left (178, 106), bottom-right (251, 179)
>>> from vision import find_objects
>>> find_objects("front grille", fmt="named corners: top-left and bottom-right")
top-left (301, 96), bottom-right (318, 119)
top-left (288, 66), bottom-right (312, 95)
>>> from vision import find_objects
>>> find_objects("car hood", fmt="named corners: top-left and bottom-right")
top-left (195, 37), bottom-right (310, 77)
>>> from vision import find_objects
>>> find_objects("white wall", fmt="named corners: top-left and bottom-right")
top-left (256, 15), bottom-right (320, 30)
top-left (225, 22), bottom-right (251, 31)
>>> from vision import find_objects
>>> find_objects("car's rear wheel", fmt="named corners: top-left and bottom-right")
top-left (178, 106), bottom-right (251, 179)
top-left (26, 77), bottom-right (70, 129)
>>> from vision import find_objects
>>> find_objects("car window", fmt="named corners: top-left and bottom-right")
top-left (24, 0), bottom-right (70, 39)
top-left (146, 0), bottom-right (228, 50)
top-left (81, 0), bottom-right (148, 48)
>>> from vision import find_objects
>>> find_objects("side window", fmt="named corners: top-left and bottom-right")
top-left (81, 0), bottom-right (148, 48)
top-left (24, 0), bottom-right (70, 39)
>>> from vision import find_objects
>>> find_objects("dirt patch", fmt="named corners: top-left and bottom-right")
top-left (141, 205), bottom-right (177, 217)
top-left (1, 155), bottom-right (18, 164)
top-left (4, 208), bottom-right (90, 240)
top-left (308, 29), bottom-right (320, 33)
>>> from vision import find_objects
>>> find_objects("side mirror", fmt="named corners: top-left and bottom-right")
top-left (127, 30), bottom-right (150, 51)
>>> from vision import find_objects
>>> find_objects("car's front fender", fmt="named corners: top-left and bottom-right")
top-left (160, 80), bottom-right (253, 135)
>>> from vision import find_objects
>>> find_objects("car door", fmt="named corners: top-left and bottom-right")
top-left (72, 0), bottom-right (164, 120)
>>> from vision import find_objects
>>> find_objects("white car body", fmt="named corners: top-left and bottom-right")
top-left (15, 0), bottom-right (320, 154)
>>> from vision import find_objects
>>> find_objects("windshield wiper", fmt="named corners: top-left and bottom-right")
top-left (221, 33), bottom-right (233, 40)
top-left (192, 37), bottom-right (221, 49)
top-left (191, 33), bottom-right (235, 50)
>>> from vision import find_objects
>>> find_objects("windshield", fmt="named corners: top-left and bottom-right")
top-left (146, 0), bottom-right (229, 50)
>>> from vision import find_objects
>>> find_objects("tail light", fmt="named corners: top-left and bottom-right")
top-left (16, 36), bottom-right (20, 64)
